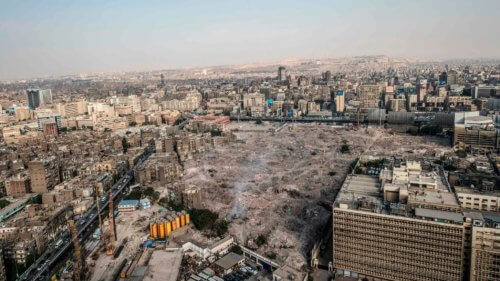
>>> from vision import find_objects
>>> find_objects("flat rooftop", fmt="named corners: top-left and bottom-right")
top-left (335, 175), bottom-right (381, 205)
top-left (408, 188), bottom-right (459, 207)
top-left (415, 208), bottom-right (464, 224)
top-left (455, 186), bottom-right (500, 197)
top-left (143, 249), bottom-right (183, 281)
top-left (334, 158), bottom-right (462, 219)
top-left (214, 252), bottom-right (245, 270)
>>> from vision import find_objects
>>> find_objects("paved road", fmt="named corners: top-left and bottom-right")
top-left (18, 148), bottom-right (154, 281)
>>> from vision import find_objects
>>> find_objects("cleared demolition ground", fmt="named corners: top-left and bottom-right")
top-left (88, 204), bottom-right (162, 281)
top-left (179, 122), bottom-right (450, 269)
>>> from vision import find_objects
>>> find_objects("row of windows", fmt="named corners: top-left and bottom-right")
top-left (334, 238), bottom-right (462, 267)
top-left (335, 251), bottom-right (461, 281)
top-left (334, 216), bottom-right (463, 237)
top-left (334, 210), bottom-right (463, 234)
top-left (334, 231), bottom-right (463, 258)
top-left (335, 251), bottom-right (461, 276)
top-left (458, 196), bottom-right (497, 203)
top-left (334, 220), bottom-right (464, 246)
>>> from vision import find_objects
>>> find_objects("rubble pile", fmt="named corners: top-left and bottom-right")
top-left (179, 123), bottom-right (450, 269)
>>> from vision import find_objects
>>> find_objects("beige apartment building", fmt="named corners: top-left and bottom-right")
top-left (28, 157), bottom-right (60, 193)
top-left (5, 174), bottom-right (30, 197)
top-left (333, 157), bottom-right (500, 281)
top-left (358, 84), bottom-right (382, 109)
top-left (335, 91), bottom-right (345, 113)
top-left (14, 107), bottom-right (31, 121)
top-left (2, 125), bottom-right (21, 144)
top-left (333, 159), bottom-right (467, 281)
top-left (454, 124), bottom-right (499, 150)
top-left (242, 93), bottom-right (265, 110)
top-left (470, 225), bottom-right (500, 281)
top-left (456, 187), bottom-right (499, 212)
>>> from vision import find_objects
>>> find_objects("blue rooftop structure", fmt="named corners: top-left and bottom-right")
top-left (118, 199), bottom-right (139, 206)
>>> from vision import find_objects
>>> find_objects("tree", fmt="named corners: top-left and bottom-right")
top-left (122, 137), bottom-right (129, 153)
top-left (129, 121), bottom-right (137, 127)
top-left (340, 144), bottom-right (350, 153)
top-left (0, 199), bottom-right (10, 209)
top-left (255, 119), bottom-right (263, 125)
top-left (230, 245), bottom-right (243, 255)
top-left (213, 220), bottom-right (228, 237)
top-left (256, 234), bottom-right (267, 246)
top-left (189, 209), bottom-right (219, 230)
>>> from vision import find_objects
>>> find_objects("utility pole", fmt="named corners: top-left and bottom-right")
top-left (68, 219), bottom-right (83, 281)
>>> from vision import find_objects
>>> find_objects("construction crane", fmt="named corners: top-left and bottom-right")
top-left (94, 186), bottom-right (104, 243)
top-left (68, 219), bottom-right (83, 281)
top-left (106, 192), bottom-right (117, 255)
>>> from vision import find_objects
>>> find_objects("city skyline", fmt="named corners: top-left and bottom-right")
top-left (1, 0), bottom-right (500, 80)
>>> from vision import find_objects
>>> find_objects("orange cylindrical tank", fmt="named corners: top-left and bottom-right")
top-left (149, 223), bottom-right (154, 237)
top-left (171, 219), bottom-right (177, 231)
top-left (165, 221), bottom-right (171, 237)
top-left (152, 223), bottom-right (158, 238)
top-left (159, 222), bottom-right (165, 238)
top-left (180, 215), bottom-right (185, 227)
top-left (185, 213), bottom-right (190, 224)
top-left (175, 217), bottom-right (180, 229)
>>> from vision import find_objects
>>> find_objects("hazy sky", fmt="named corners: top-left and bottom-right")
top-left (1, 0), bottom-right (499, 80)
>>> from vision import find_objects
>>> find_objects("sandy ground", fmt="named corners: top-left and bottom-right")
top-left (88, 205), bottom-right (161, 281)
top-left (178, 122), bottom-right (450, 269)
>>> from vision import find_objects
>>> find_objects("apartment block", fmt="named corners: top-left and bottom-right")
top-left (456, 187), bottom-right (499, 212)
top-left (2, 126), bottom-right (21, 144)
top-left (470, 223), bottom-right (500, 281)
top-left (454, 125), bottom-right (500, 150)
top-left (358, 84), bottom-right (382, 109)
top-left (28, 157), bottom-right (60, 193)
top-left (5, 174), bottom-right (30, 197)
top-left (333, 159), bottom-right (466, 281)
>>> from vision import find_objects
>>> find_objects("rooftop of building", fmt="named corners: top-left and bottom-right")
top-left (334, 157), bottom-right (462, 221)
top-left (213, 252), bottom-right (245, 270)
top-left (118, 199), bottom-right (139, 206)
top-left (455, 186), bottom-right (500, 196)
top-left (415, 208), bottom-right (463, 224)
top-left (143, 249), bottom-right (183, 281)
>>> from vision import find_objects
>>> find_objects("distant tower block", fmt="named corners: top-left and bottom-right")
top-left (278, 66), bottom-right (287, 81)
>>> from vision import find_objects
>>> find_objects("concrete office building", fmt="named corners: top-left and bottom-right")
top-left (333, 159), bottom-right (466, 281)
top-left (27, 89), bottom-right (52, 109)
